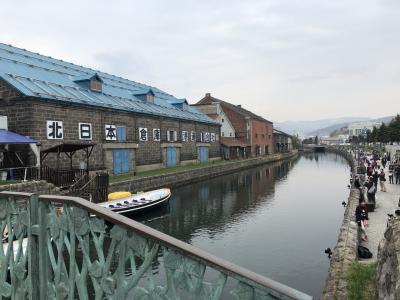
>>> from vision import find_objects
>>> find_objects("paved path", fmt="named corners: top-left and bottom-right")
top-left (360, 170), bottom-right (400, 262)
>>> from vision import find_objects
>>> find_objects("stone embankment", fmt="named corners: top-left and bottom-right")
top-left (321, 188), bottom-right (360, 299)
top-left (0, 180), bottom-right (60, 194)
top-left (377, 217), bottom-right (400, 299)
top-left (109, 151), bottom-right (298, 193)
top-left (322, 147), bottom-right (360, 299)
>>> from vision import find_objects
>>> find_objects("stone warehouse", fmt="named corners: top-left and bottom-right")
top-left (273, 129), bottom-right (293, 153)
top-left (0, 43), bottom-right (221, 174)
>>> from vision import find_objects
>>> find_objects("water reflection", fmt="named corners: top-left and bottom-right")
top-left (134, 153), bottom-right (349, 298)
top-left (140, 158), bottom-right (299, 244)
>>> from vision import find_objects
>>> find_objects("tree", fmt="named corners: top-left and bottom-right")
top-left (314, 136), bottom-right (319, 145)
top-left (350, 135), bottom-right (359, 144)
top-left (366, 129), bottom-right (372, 143)
top-left (388, 114), bottom-right (400, 143)
top-left (378, 122), bottom-right (390, 144)
top-left (371, 126), bottom-right (379, 143)
top-left (371, 115), bottom-right (400, 144)
top-left (292, 135), bottom-right (301, 149)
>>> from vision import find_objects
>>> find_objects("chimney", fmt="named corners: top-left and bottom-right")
top-left (205, 93), bottom-right (211, 97)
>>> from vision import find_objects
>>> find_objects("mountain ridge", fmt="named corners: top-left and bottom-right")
top-left (275, 116), bottom-right (394, 136)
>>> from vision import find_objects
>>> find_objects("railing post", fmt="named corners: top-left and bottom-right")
top-left (38, 200), bottom-right (49, 299)
top-left (28, 194), bottom-right (40, 300)
top-left (29, 195), bottom-right (50, 300)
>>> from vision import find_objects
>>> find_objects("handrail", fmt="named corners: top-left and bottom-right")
top-left (67, 172), bottom-right (89, 191)
top-left (0, 166), bottom-right (38, 171)
top-left (42, 194), bottom-right (312, 299)
top-left (77, 173), bottom-right (96, 191)
top-left (0, 191), bottom-right (313, 299)
top-left (0, 166), bottom-right (40, 181)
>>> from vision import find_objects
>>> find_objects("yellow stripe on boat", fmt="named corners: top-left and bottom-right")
top-left (108, 191), bottom-right (132, 201)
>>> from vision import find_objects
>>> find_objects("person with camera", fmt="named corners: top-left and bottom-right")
top-left (364, 176), bottom-right (376, 204)
top-left (379, 168), bottom-right (387, 192)
top-left (395, 164), bottom-right (400, 184)
top-left (388, 164), bottom-right (394, 184)
top-left (356, 201), bottom-right (368, 241)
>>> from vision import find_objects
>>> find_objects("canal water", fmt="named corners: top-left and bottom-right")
top-left (137, 152), bottom-right (350, 298)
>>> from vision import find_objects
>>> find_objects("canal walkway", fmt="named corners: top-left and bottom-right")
top-left (360, 168), bottom-right (400, 262)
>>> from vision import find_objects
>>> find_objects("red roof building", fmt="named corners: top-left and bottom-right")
top-left (193, 93), bottom-right (274, 159)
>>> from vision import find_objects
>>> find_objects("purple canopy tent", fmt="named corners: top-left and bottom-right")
top-left (0, 129), bottom-right (38, 181)
top-left (0, 129), bottom-right (37, 144)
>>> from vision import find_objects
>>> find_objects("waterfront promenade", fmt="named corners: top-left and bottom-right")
top-left (360, 171), bottom-right (400, 262)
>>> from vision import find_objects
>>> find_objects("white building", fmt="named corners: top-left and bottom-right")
top-left (192, 102), bottom-right (235, 138)
top-left (348, 121), bottom-right (382, 137)
top-left (320, 135), bottom-right (349, 145)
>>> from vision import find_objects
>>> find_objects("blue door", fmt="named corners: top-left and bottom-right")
top-left (113, 149), bottom-right (129, 174)
top-left (166, 147), bottom-right (176, 167)
top-left (199, 146), bottom-right (208, 163)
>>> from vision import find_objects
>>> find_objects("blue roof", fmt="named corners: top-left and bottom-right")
top-left (0, 43), bottom-right (219, 125)
top-left (0, 129), bottom-right (37, 144)
top-left (74, 73), bottom-right (103, 83)
top-left (167, 98), bottom-right (188, 105)
top-left (132, 88), bottom-right (154, 96)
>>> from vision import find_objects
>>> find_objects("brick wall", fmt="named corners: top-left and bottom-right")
top-left (251, 119), bottom-right (274, 155)
top-left (0, 80), bottom-right (221, 171)
top-left (207, 125), bottom-right (221, 158)
top-left (0, 80), bottom-right (36, 165)
top-left (109, 151), bottom-right (298, 192)
top-left (222, 105), bottom-right (247, 140)
top-left (0, 78), bottom-right (22, 100)
top-left (180, 122), bottom-right (196, 161)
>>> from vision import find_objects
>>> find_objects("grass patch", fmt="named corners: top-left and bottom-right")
top-left (0, 180), bottom-right (20, 185)
top-left (109, 159), bottom-right (236, 183)
top-left (347, 262), bottom-right (377, 300)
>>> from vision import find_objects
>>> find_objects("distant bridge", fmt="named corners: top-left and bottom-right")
top-left (302, 144), bottom-right (326, 152)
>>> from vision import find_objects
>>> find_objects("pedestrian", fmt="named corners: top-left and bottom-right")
top-left (367, 164), bottom-right (373, 177)
top-left (382, 156), bottom-right (387, 169)
top-left (355, 202), bottom-right (368, 241)
top-left (396, 165), bottom-right (400, 184)
top-left (354, 175), bottom-right (361, 188)
top-left (373, 171), bottom-right (379, 187)
top-left (389, 165), bottom-right (394, 184)
top-left (364, 177), bottom-right (376, 204)
top-left (379, 169), bottom-right (387, 192)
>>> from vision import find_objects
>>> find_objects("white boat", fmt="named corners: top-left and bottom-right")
top-left (97, 188), bottom-right (171, 216)
top-left (2, 238), bottom-right (28, 258)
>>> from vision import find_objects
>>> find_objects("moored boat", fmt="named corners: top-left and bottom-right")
top-left (96, 188), bottom-right (171, 216)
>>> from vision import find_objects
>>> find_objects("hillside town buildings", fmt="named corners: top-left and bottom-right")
top-left (348, 121), bottom-right (382, 138)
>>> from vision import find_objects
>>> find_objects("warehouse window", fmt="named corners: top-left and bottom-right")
top-left (74, 73), bottom-right (103, 92)
top-left (167, 130), bottom-right (177, 142)
top-left (147, 93), bottom-right (154, 103)
top-left (90, 79), bottom-right (102, 92)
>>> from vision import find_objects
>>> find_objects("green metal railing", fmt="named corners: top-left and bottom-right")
top-left (0, 192), bottom-right (312, 300)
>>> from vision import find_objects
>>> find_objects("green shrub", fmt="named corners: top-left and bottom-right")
top-left (347, 262), bottom-right (377, 300)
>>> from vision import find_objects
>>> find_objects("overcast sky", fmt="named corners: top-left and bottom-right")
top-left (1, 0), bottom-right (399, 122)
